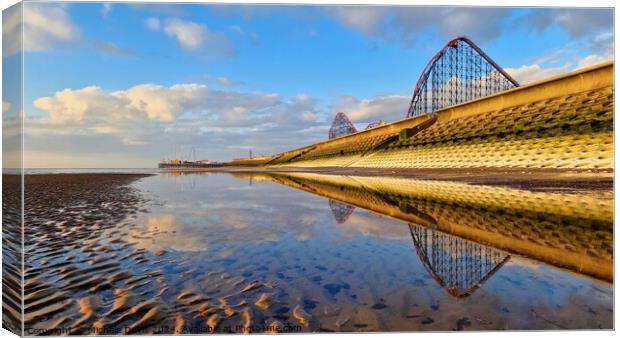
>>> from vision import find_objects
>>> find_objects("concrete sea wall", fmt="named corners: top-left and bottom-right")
top-left (238, 62), bottom-right (613, 170)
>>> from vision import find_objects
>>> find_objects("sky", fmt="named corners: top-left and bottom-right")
top-left (1, 2), bottom-right (614, 168)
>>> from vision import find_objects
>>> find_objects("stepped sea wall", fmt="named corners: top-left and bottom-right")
top-left (243, 62), bottom-right (613, 171)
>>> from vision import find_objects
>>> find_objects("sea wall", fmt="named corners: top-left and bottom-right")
top-left (227, 156), bottom-right (275, 166)
top-left (261, 61), bottom-right (613, 170)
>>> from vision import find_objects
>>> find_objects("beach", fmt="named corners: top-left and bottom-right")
top-left (9, 174), bottom-right (166, 334)
top-left (3, 172), bottom-right (612, 334)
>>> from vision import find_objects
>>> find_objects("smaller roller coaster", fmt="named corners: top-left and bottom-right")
top-left (328, 112), bottom-right (358, 139)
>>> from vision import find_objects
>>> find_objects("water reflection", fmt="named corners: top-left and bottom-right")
top-left (328, 200), bottom-right (355, 224)
top-left (20, 171), bottom-right (613, 334)
top-left (245, 172), bottom-right (612, 282)
top-left (238, 171), bottom-right (514, 299)
top-left (106, 171), bottom-right (610, 332)
top-left (409, 224), bottom-right (510, 298)
top-left (158, 171), bottom-right (211, 191)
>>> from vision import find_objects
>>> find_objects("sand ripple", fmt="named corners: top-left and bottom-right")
top-left (17, 174), bottom-right (319, 334)
top-left (11, 173), bottom-right (612, 334)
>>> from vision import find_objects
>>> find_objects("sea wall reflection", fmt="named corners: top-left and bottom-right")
top-left (327, 197), bottom-right (511, 299)
top-left (232, 172), bottom-right (612, 282)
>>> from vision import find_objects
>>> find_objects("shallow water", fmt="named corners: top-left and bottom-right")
top-left (21, 171), bottom-right (613, 334)
top-left (132, 172), bottom-right (613, 331)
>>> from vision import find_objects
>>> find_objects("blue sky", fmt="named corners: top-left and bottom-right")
top-left (2, 3), bottom-right (613, 167)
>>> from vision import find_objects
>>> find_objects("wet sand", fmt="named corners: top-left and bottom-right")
top-left (2, 174), bottom-right (23, 333)
top-left (4, 173), bottom-right (612, 334)
top-left (12, 174), bottom-right (169, 335)
top-left (15, 174), bottom-right (312, 334)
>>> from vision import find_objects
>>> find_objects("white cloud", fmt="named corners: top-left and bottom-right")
top-left (590, 31), bottom-right (613, 55)
top-left (333, 6), bottom-right (386, 36)
top-left (3, 3), bottom-right (80, 56)
top-left (294, 95), bottom-right (319, 122)
top-left (146, 18), bottom-right (236, 56)
top-left (576, 32), bottom-right (613, 69)
top-left (330, 7), bottom-right (612, 47)
top-left (33, 84), bottom-right (212, 124)
top-left (93, 41), bottom-right (135, 57)
top-left (506, 50), bottom-right (612, 85)
top-left (163, 18), bottom-right (205, 50)
top-left (2, 5), bottom-right (22, 56)
top-left (526, 8), bottom-right (613, 38)
top-left (217, 77), bottom-right (233, 87)
top-left (121, 137), bottom-right (148, 146)
top-left (300, 111), bottom-right (318, 122)
top-left (334, 94), bottom-right (409, 122)
top-left (29, 83), bottom-right (291, 145)
top-left (92, 125), bottom-right (119, 134)
top-left (26, 82), bottom-right (331, 165)
top-left (577, 55), bottom-right (611, 69)
top-left (24, 4), bottom-right (79, 49)
top-left (264, 94), bottom-right (324, 127)
top-left (505, 63), bottom-right (571, 84)
top-left (34, 86), bottom-right (109, 123)
top-left (123, 84), bottom-right (210, 122)
top-left (144, 17), bottom-right (161, 31)
top-left (332, 7), bottom-right (511, 46)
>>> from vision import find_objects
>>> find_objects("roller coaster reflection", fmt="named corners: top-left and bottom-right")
top-left (327, 198), bottom-right (510, 298)
top-left (409, 224), bottom-right (510, 298)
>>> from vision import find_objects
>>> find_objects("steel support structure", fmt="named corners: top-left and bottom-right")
top-left (329, 199), bottom-right (355, 224)
top-left (409, 224), bottom-right (510, 298)
top-left (365, 120), bottom-right (386, 130)
top-left (328, 112), bottom-right (357, 139)
top-left (407, 36), bottom-right (519, 118)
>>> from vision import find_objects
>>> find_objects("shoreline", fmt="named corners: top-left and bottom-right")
top-left (5, 168), bottom-right (613, 193)
top-left (160, 167), bottom-right (614, 193)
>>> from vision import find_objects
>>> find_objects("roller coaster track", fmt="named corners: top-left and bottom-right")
top-left (407, 36), bottom-right (519, 117)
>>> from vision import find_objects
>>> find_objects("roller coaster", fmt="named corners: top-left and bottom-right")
top-left (329, 36), bottom-right (519, 138)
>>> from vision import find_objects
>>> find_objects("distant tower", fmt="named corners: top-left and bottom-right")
top-left (249, 149), bottom-right (253, 159)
